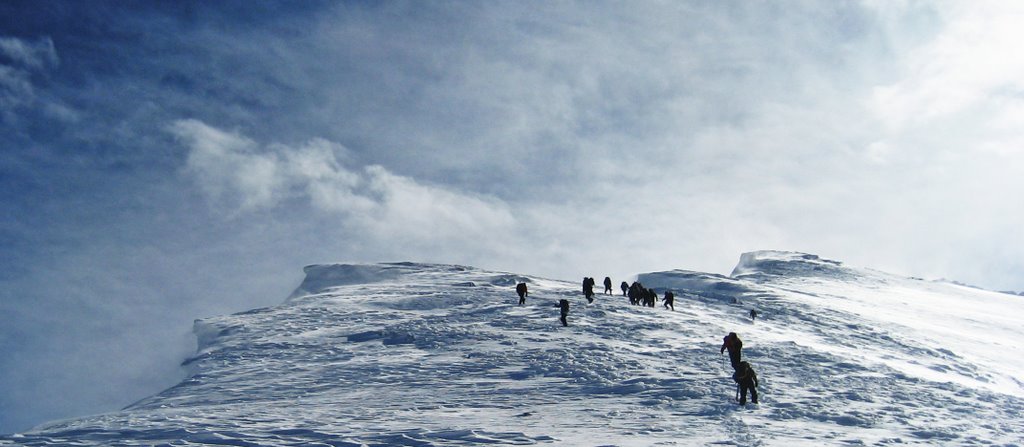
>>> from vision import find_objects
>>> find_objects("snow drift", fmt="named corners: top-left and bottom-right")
top-left (2, 252), bottom-right (1022, 446)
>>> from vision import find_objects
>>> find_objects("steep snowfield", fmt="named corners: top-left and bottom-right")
top-left (3, 252), bottom-right (1022, 446)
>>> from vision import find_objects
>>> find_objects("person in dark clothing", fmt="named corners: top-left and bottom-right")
top-left (644, 288), bottom-right (657, 307)
top-left (620, 281), bottom-right (629, 296)
top-left (516, 282), bottom-right (528, 306)
top-left (628, 281), bottom-right (643, 305)
top-left (583, 277), bottom-right (595, 303)
top-left (720, 332), bottom-right (743, 370)
top-left (663, 290), bottom-right (675, 310)
top-left (734, 361), bottom-right (759, 405)
top-left (558, 299), bottom-right (570, 326)
top-left (603, 277), bottom-right (613, 295)
top-left (750, 309), bottom-right (758, 322)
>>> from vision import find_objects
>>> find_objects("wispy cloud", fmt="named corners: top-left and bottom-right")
top-left (869, 3), bottom-right (1024, 131)
top-left (0, 35), bottom-right (75, 126)
top-left (171, 119), bottom-right (516, 244)
top-left (0, 36), bottom-right (58, 70)
top-left (0, 36), bottom-right (57, 112)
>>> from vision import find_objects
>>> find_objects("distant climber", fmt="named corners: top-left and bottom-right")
top-left (663, 290), bottom-right (675, 311)
top-left (733, 361), bottom-right (759, 405)
top-left (559, 299), bottom-right (570, 326)
top-left (603, 277), bottom-right (613, 295)
top-left (750, 309), bottom-right (758, 322)
top-left (721, 332), bottom-right (743, 370)
top-left (644, 288), bottom-right (657, 307)
top-left (628, 281), bottom-right (643, 305)
top-left (620, 281), bottom-right (629, 296)
top-left (583, 277), bottom-right (595, 303)
top-left (516, 282), bottom-right (528, 306)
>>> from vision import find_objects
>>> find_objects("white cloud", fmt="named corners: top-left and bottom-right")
top-left (154, 4), bottom-right (1024, 290)
top-left (869, 3), bottom-right (1024, 130)
top-left (171, 119), bottom-right (516, 244)
top-left (0, 36), bottom-right (58, 70)
top-left (171, 119), bottom-right (284, 211)
top-left (0, 64), bottom-right (33, 106)
top-left (0, 36), bottom-right (58, 111)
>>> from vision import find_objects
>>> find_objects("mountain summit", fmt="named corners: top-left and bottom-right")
top-left (3, 252), bottom-right (1022, 445)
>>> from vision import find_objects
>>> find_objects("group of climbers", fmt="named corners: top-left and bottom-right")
top-left (515, 277), bottom-right (763, 406)
top-left (625, 281), bottom-right (657, 307)
top-left (519, 276), bottom-right (674, 324)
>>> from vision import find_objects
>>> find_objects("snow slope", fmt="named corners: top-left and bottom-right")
top-left (2, 252), bottom-right (1022, 446)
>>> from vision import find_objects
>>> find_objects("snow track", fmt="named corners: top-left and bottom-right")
top-left (3, 255), bottom-right (1022, 446)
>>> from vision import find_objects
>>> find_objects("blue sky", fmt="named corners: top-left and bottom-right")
top-left (2, 0), bottom-right (1023, 434)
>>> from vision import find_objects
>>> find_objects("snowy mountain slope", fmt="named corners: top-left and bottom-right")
top-left (2, 253), bottom-right (1022, 446)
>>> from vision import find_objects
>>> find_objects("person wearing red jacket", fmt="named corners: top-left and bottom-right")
top-left (721, 332), bottom-right (743, 370)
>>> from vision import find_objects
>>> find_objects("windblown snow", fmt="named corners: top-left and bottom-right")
top-left (3, 251), bottom-right (1022, 446)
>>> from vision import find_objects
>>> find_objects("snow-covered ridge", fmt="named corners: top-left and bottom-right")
top-left (3, 252), bottom-right (1023, 446)
top-left (730, 250), bottom-right (850, 280)
top-left (636, 251), bottom-right (852, 304)
top-left (288, 262), bottom-right (485, 298)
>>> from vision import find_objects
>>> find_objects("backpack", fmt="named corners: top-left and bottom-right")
top-left (733, 361), bottom-right (753, 383)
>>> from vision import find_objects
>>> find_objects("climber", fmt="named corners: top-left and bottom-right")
top-left (559, 299), bottom-right (570, 326)
top-left (720, 332), bottom-right (743, 370)
top-left (733, 361), bottom-right (759, 405)
top-left (583, 277), bottom-right (595, 303)
top-left (516, 282), bottom-right (528, 306)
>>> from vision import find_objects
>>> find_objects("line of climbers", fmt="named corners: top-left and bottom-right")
top-left (514, 278), bottom-right (762, 406)
top-left (516, 277), bottom-right (757, 326)
top-left (625, 280), bottom-right (674, 309)
top-left (515, 278), bottom-right (677, 316)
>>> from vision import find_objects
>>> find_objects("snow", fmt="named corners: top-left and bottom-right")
top-left (2, 253), bottom-right (1023, 446)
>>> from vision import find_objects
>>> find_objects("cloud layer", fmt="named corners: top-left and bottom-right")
top-left (0, 36), bottom-right (58, 118)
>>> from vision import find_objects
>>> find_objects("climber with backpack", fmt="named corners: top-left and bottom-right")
top-left (582, 277), bottom-right (595, 303)
top-left (732, 361), bottom-right (759, 405)
top-left (516, 282), bottom-right (528, 306)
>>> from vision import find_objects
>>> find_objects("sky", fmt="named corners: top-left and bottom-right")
top-left (1, 0), bottom-right (1023, 435)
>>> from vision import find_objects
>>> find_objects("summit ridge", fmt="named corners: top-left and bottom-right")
top-left (3, 252), bottom-right (1022, 446)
